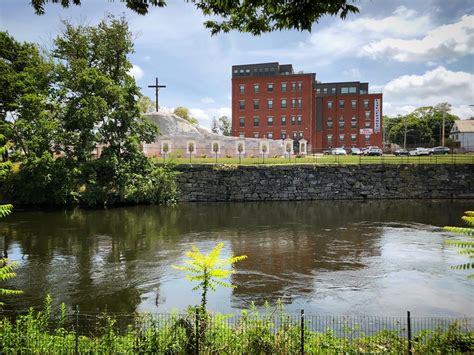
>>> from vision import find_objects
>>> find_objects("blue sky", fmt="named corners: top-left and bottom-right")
top-left (1, 0), bottom-right (473, 128)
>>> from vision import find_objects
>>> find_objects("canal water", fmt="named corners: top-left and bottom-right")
top-left (0, 200), bottom-right (472, 317)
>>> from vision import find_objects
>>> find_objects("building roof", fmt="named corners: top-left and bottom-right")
top-left (452, 120), bottom-right (474, 133)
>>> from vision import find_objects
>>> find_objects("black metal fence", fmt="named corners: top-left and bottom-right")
top-left (1, 309), bottom-right (472, 353)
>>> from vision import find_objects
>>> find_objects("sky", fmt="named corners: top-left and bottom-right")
top-left (1, 0), bottom-right (473, 128)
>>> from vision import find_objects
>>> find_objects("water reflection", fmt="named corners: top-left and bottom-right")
top-left (0, 200), bottom-right (472, 316)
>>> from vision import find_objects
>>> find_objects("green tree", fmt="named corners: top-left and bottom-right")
top-left (0, 31), bottom-right (57, 159)
top-left (173, 242), bottom-right (247, 313)
top-left (30, 1), bottom-right (359, 35)
top-left (386, 104), bottom-right (459, 147)
top-left (218, 116), bottom-right (231, 136)
top-left (53, 15), bottom-right (158, 163)
top-left (174, 106), bottom-right (198, 125)
top-left (444, 211), bottom-right (474, 278)
top-left (137, 95), bottom-right (156, 114)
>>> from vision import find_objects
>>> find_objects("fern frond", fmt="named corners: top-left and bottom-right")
top-left (444, 226), bottom-right (473, 236)
top-left (446, 240), bottom-right (474, 248)
top-left (461, 216), bottom-right (474, 227)
top-left (0, 204), bottom-right (13, 218)
top-left (464, 211), bottom-right (474, 217)
top-left (456, 249), bottom-right (474, 255)
top-left (450, 262), bottom-right (474, 270)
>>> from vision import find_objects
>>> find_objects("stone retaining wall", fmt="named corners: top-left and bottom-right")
top-left (175, 164), bottom-right (474, 202)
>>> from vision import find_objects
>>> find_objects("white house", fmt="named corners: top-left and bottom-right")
top-left (450, 120), bottom-right (474, 152)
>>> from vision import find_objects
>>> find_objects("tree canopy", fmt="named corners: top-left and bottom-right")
top-left (385, 104), bottom-right (459, 147)
top-left (30, 0), bottom-right (359, 35)
top-left (174, 106), bottom-right (198, 125)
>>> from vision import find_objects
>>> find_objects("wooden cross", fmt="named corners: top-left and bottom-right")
top-left (147, 77), bottom-right (166, 112)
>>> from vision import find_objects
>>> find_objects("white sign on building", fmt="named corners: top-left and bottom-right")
top-left (359, 128), bottom-right (373, 135)
top-left (374, 99), bottom-right (381, 133)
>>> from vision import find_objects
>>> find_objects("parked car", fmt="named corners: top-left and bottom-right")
top-left (430, 146), bottom-right (450, 155)
top-left (331, 148), bottom-right (347, 156)
top-left (366, 146), bottom-right (383, 156)
top-left (394, 148), bottom-right (409, 156)
top-left (351, 147), bottom-right (363, 155)
top-left (409, 147), bottom-right (430, 156)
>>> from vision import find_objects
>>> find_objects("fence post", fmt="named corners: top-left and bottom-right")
top-left (407, 311), bottom-right (412, 355)
top-left (300, 309), bottom-right (305, 355)
top-left (195, 308), bottom-right (200, 355)
top-left (75, 305), bottom-right (79, 355)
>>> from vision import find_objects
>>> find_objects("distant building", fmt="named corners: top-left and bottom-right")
top-left (231, 62), bottom-right (383, 152)
top-left (450, 120), bottom-right (474, 152)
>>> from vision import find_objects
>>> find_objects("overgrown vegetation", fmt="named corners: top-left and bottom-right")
top-left (445, 211), bottom-right (474, 278)
top-left (173, 242), bottom-right (247, 314)
top-left (0, 18), bottom-right (178, 206)
top-left (0, 298), bottom-right (472, 354)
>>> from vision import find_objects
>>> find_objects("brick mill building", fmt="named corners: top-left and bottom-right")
top-left (231, 62), bottom-right (383, 152)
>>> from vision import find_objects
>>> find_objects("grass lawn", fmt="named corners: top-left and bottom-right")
top-left (156, 154), bottom-right (474, 166)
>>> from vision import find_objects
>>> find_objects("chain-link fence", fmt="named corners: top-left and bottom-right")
top-left (1, 309), bottom-right (472, 353)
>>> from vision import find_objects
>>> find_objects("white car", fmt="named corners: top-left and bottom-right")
top-left (331, 148), bottom-right (347, 156)
top-left (409, 148), bottom-right (430, 156)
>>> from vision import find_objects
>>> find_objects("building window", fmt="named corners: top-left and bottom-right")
top-left (328, 101), bottom-right (333, 109)
top-left (253, 117), bottom-right (259, 126)
top-left (341, 87), bottom-right (349, 94)
top-left (267, 132), bottom-right (273, 139)
top-left (267, 116), bottom-right (273, 126)
top-left (365, 111), bottom-right (371, 120)
top-left (364, 99), bottom-right (369, 109)
top-left (297, 98), bottom-right (302, 108)
top-left (239, 100), bottom-right (245, 110)
top-left (298, 82), bottom-right (302, 91)
top-left (327, 121), bottom-right (333, 128)
top-left (331, 87), bottom-right (336, 94)
top-left (293, 132), bottom-right (297, 139)
top-left (339, 134), bottom-right (345, 141)
top-left (253, 84), bottom-right (259, 93)
top-left (291, 116), bottom-right (296, 125)
top-left (233, 69), bottom-right (238, 74)
top-left (281, 131), bottom-right (287, 139)
top-left (239, 117), bottom-right (245, 127)
top-left (351, 134), bottom-right (356, 141)
top-left (281, 116), bottom-right (286, 125)
top-left (351, 100), bottom-right (357, 108)
top-left (365, 122), bottom-right (370, 128)
top-left (267, 83), bottom-right (273, 92)
top-left (281, 99), bottom-right (287, 108)
top-left (364, 134), bottom-right (370, 141)
top-left (323, 87), bottom-right (328, 94)
top-left (299, 132), bottom-right (303, 139)
top-left (253, 132), bottom-right (259, 138)
top-left (291, 98), bottom-right (296, 108)
top-left (339, 121), bottom-right (345, 128)
top-left (253, 99), bottom-right (259, 109)
top-left (339, 100), bottom-right (345, 108)
top-left (281, 83), bottom-right (287, 92)
top-left (316, 88), bottom-right (321, 94)
top-left (360, 89), bottom-right (367, 94)
top-left (267, 99), bottom-right (273, 109)
top-left (239, 84), bottom-right (245, 94)
top-left (297, 115), bottom-right (302, 125)
top-left (292, 82), bottom-right (296, 91)
top-left (239, 133), bottom-right (245, 138)
top-left (327, 134), bottom-right (333, 143)
top-left (351, 116), bottom-right (357, 128)
top-left (349, 87), bottom-right (357, 93)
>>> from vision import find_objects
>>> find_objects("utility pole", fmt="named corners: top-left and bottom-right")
top-left (442, 109), bottom-right (446, 147)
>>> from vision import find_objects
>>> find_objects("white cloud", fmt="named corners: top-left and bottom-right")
top-left (128, 64), bottom-right (144, 80)
top-left (342, 68), bottom-right (361, 80)
top-left (361, 15), bottom-right (474, 62)
top-left (200, 97), bottom-right (215, 104)
top-left (190, 107), bottom-right (231, 129)
top-left (290, 6), bottom-right (432, 63)
top-left (380, 66), bottom-right (474, 118)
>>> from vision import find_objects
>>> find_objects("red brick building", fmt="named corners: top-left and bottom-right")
top-left (231, 62), bottom-right (383, 152)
